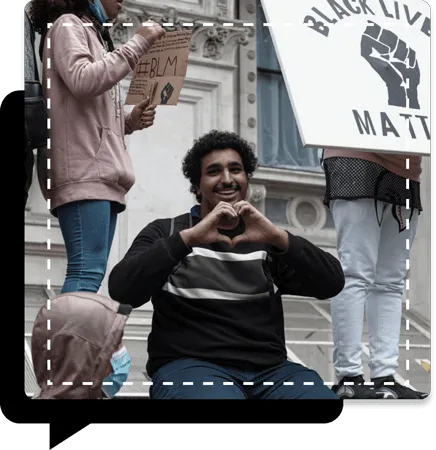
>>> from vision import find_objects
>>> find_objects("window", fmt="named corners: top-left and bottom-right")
top-left (256, 1), bottom-right (322, 171)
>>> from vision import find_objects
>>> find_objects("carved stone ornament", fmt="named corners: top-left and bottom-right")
top-left (286, 197), bottom-right (327, 230)
top-left (216, 0), bottom-right (229, 17)
top-left (247, 50), bottom-right (255, 60)
top-left (247, 184), bottom-right (267, 204)
top-left (159, 7), bottom-right (187, 31)
top-left (190, 23), bottom-right (249, 61)
top-left (111, 2), bottom-right (250, 63)
top-left (246, 3), bottom-right (255, 14)
top-left (111, 4), bottom-right (190, 46)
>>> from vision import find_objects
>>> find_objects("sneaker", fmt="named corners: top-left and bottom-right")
top-left (372, 376), bottom-right (429, 399)
top-left (332, 375), bottom-right (384, 399)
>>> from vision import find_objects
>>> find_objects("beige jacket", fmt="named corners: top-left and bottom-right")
top-left (43, 13), bottom-right (151, 215)
top-left (31, 292), bottom-right (131, 399)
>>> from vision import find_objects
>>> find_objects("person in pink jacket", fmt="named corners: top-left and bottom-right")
top-left (29, 0), bottom-right (165, 294)
top-left (322, 148), bottom-right (428, 399)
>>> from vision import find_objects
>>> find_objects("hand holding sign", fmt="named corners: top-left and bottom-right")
top-left (140, 105), bottom-right (156, 129)
top-left (130, 96), bottom-right (156, 130)
top-left (135, 21), bottom-right (166, 47)
top-left (361, 21), bottom-right (421, 109)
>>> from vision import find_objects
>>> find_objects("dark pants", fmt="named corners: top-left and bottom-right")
top-left (150, 358), bottom-right (339, 399)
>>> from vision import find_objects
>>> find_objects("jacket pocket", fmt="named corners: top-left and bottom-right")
top-left (65, 125), bottom-right (101, 183)
top-left (95, 128), bottom-right (135, 191)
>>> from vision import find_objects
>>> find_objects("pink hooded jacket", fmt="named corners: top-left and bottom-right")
top-left (31, 292), bottom-right (131, 399)
top-left (42, 13), bottom-right (151, 215)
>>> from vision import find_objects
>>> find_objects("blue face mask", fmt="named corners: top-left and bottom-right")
top-left (88, 0), bottom-right (109, 24)
top-left (102, 345), bottom-right (131, 398)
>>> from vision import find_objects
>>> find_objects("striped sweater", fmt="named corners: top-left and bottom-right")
top-left (108, 208), bottom-right (345, 376)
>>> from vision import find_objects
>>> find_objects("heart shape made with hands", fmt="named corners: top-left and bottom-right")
top-left (214, 201), bottom-right (276, 247)
top-left (217, 214), bottom-right (241, 231)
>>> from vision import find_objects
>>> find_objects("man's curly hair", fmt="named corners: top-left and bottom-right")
top-left (182, 130), bottom-right (258, 203)
top-left (29, 0), bottom-right (90, 34)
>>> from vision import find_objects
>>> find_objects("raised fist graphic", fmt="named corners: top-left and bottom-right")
top-left (361, 21), bottom-right (420, 109)
top-left (160, 82), bottom-right (174, 105)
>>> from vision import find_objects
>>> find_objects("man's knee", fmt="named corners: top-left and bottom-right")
top-left (302, 384), bottom-right (339, 399)
top-left (296, 369), bottom-right (339, 399)
top-left (151, 382), bottom-right (245, 399)
top-left (277, 364), bottom-right (339, 399)
top-left (150, 358), bottom-right (246, 399)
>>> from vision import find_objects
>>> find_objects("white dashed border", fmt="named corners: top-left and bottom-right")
top-left (43, 21), bottom-right (417, 392)
top-left (405, 158), bottom-right (411, 387)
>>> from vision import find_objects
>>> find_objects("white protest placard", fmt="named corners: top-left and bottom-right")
top-left (125, 29), bottom-right (192, 106)
top-left (260, 0), bottom-right (431, 156)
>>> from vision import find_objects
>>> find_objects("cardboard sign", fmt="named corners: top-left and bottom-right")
top-left (260, 0), bottom-right (431, 156)
top-left (125, 29), bottom-right (193, 106)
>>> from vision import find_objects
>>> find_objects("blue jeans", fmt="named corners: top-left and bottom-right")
top-left (150, 358), bottom-right (339, 399)
top-left (56, 200), bottom-right (117, 293)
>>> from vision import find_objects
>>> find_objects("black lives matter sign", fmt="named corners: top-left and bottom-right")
top-left (304, 0), bottom-right (430, 143)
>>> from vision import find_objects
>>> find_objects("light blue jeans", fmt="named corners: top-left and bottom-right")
top-left (330, 199), bottom-right (418, 379)
top-left (56, 200), bottom-right (117, 294)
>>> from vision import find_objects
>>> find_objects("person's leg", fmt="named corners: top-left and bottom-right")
top-left (249, 360), bottom-right (338, 399)
top-left (57, 200), bottom-right (114, 293)
top-left (330, 199), bottom-right (381, 379)
top-left (366, 207), bottom-right (426, 398)
top-left (96, 202), bottom-right (118, 295)
top-left (150, 358), bottom-right (247, 399)
top-left (107, 202), bottom-right (118, 260)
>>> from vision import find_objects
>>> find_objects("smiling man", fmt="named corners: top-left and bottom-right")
top-left (108, 130), bottom-right (345, 399)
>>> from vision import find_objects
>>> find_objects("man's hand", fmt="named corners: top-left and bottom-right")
top-left (180, 201), bottom-right (289, 250)
top-left (180, 202), bottom-right (237, 247)
top-left (130, 97), bottom-right (156, 130)
top-left (231, 201), bottom-right (289, 250)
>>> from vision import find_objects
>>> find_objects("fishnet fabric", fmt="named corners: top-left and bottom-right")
top-left (322, 157), bottom-right (422, 211)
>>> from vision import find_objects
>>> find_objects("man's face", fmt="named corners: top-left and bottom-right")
top-left (197, 149), bottom-right (248, 214)
top-left (100, 0), bottom-right (123, 20)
